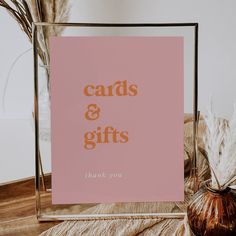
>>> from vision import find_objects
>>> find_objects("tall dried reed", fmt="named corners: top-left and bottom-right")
top-left (0, 0), bottom-right (70, 68)
top-left (204, 101), bottom-right (236, 190)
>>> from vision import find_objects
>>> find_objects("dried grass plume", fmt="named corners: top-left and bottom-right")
top-left (204, 101), bottom-right (236, 190)
top-left (0, 0), bottom-right (70, 67)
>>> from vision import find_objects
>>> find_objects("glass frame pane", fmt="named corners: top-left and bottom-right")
top-left (33, 22), bottom-right (198, 221)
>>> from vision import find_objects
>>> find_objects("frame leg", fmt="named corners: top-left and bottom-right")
top-left (39, 150), bottom-right (46, 191)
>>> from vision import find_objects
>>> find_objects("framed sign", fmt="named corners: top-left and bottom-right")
top-left (33, 23), bottom-right (198, 221)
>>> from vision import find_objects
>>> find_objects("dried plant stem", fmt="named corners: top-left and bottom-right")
top-left (1, 0), bottom-right (70, 190)
top-left (204, 101), bottom-right (236, 190)
top-left (0, 0), bottom-right (70, 73)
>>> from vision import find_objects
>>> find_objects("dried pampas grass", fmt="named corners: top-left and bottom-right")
top-left (204, 101), bottom-right (236, 190)
top-left (26, 0), bottom-right (70, 65)
top-left (0, 0), bottom-right (70, 67)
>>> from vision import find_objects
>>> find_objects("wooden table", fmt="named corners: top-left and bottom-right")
top-left (0, 176), bottom-right (59, 236)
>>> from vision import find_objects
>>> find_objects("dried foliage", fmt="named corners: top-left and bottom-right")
top-left (0, 0), bottom-right (70, 67)
top-left (204, 101), bottom-right (236, 190)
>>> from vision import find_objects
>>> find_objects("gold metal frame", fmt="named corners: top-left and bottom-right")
top-left (33, 22), bottom-right (199, 221)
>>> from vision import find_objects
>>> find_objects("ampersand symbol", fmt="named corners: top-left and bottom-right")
top-left (85, 104), bottom-right (100, 120)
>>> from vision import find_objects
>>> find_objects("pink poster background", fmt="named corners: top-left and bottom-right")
top-left (50, 36), bottom-right (184, 204)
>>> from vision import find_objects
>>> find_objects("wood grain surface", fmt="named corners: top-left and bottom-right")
top-left (0, 176), bottom-right (58, 236)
